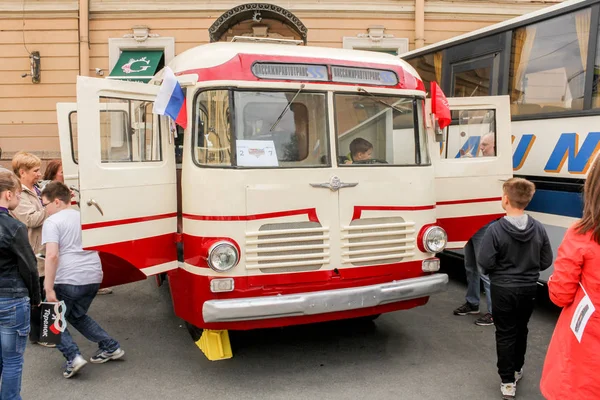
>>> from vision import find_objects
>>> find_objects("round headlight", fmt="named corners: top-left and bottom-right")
top-left (208, 241), bottom-right (239, 272)
top-left (423, 226), bottom-right (447, 253)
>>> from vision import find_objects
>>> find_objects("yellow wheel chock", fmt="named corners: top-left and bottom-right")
top-left (195, 329), bottom-right (233, 361)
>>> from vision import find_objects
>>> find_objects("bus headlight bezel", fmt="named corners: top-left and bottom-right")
top-left (207, 241), bottom-right (239, 272)
top-left (420, 226), bottom-right (448, 253)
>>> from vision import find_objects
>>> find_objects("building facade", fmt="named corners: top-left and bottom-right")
top-left (0, 0), bottom-right (561, 165)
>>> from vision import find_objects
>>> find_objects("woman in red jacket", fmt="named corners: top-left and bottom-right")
top-left (540, 155), bottom-right (600, 399)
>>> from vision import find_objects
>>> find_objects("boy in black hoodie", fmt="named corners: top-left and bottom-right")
top-left (478, 178), bottom-right (552, 399)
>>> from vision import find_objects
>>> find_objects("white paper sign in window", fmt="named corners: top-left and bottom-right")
top-left (237, 140), bottom-right (279, 167)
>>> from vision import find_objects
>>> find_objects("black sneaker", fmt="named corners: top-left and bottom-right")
top-left (453, 302), bottom-right (480, 316)
top-left (475, 313), bottom-right (494, 326)
top-left (90, 348), bottom-right (125, 364)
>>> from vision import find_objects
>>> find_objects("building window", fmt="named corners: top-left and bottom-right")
top-left (108, 27), bottom-right (175, 83)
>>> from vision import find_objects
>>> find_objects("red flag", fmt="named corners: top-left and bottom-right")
top-left (175, 98), bottom-right (187, 129)
top-left (430, 81), bottom-right (451, 130)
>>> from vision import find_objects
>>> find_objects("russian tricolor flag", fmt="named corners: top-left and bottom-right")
top-left (153, 66), bottom-right (187, 129)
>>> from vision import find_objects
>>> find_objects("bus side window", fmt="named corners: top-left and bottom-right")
top-left (443, 109), bottom-right (496, 159)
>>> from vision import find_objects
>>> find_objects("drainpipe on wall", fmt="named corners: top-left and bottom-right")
top-left (415, 0), bottom-right (425, 49)
top-left (79, 0), bottom-right (90, 76)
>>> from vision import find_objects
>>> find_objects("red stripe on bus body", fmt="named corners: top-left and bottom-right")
top-left (352, 205), bottom-right (435, 220)
top-left (86, 233), bottom-right (178, 270)
top-left (81, 212), bottom-right (178, 230)
top-left (436, 197), bottom-right (502, 206)
top-left (178, 54), bottom-right (425, 91)
top-left (182, 208), bottom-right (319, 222)
top-left (438, 213), bottom-right (504, 244)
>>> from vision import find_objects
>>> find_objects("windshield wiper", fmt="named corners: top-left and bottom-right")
top-left (270, 84), bottom-right (305, 132)
top-left (357, 87), bottom-right (408, 114)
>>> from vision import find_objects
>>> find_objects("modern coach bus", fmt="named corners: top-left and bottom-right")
top-left (56, 41), bottom-right (512, 359)
top-left (402, 0), bottom-right (600, 282)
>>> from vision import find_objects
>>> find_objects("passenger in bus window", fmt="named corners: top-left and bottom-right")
top-left (344, 138), bottom-right (373, 164)
top-left (479, 132), bottom-right (496, 157)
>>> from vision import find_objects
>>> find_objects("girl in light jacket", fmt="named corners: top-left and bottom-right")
top-left (540, 155), bottom-right (600, 399)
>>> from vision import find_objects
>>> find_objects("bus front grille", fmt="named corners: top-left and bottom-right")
top-left (245, 222), bottom-right (329, 273)
top-left (341, 217), bottom-right (416, 266)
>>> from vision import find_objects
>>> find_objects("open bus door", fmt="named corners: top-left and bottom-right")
top-left (429, 95), bottom-right (513, 249)
top-left (56, 76), bottom-right (178, 287)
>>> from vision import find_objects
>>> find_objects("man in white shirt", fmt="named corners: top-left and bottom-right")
top-left (41, 182), bottom-right (124, 379)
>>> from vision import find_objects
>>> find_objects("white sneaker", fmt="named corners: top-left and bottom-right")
top-left (501, 382), bottom-right (516, 399)
top-left (63, 354), bottom-right (87, 378)
top-left (515, 368), bottom-right (523, 384)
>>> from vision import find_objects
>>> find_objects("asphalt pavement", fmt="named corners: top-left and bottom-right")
top-left (22, 262), bottom-right (559, 400)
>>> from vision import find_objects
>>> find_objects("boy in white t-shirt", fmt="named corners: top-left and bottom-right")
top-left (41, 182), bottom-right (124, 379)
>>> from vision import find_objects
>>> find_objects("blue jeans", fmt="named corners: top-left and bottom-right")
top-left (465, 224), bottom-right (492, 314)
top-left (54, 284), bottom-right (119, 362)
top-left (0, 297), bottom-right (30, 400)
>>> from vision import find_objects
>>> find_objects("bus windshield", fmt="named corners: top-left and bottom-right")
top-left (193, 89), bottom-right (328, 168)
top-left (192, 89), bottom-right (428, 168)
top-left (334, 93), bottom-right (429, 166)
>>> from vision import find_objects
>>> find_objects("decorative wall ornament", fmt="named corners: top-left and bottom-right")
top-left (343, 25), bottom-right (409, 55)
top-left (356, 25), bottom-right (394, 43)
top-left (122, 26), bottom-right (159, 43)
top-left (209, 3), bottom-right (308, 44)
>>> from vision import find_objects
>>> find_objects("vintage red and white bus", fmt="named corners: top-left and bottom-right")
top-left (56, 41), bottom-right (512, 359)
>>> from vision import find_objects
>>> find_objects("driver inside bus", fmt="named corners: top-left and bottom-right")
top-left (344, 137), bottom-right (373, 164)
top-left (479, 132), bottom-right (496, 157)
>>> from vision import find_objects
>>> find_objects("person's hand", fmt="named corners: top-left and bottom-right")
top-left (45, 290), bottom-right (58, 302)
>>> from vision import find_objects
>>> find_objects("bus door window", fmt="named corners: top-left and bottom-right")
top-left (96, 97), bottom-right (163, 163)
top-left (334, 94), bottom-right (429, 166)
top-left (69, 111), bottom-right (79, 163)
top-left (443, 109), bottom-right (497, 159)
top-left (509, 7), bottom-right (591, 115)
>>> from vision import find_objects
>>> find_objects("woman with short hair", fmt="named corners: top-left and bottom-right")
top-left (10, 151), bottom-right (51, 347)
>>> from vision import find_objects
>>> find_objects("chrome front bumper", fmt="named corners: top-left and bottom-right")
top-left (202, 273), bottom-right (448, 323)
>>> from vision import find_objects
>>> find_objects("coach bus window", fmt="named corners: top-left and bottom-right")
top-left (334, 94), bottom-right (429, 166)
top-left (592, 18), bottom-right (600, 108)
top-left (509, 8), bottom-right (591, 116)
top-left (453, 65), bottom-right (491, 97)
top-left (443, 109), bottom-right (496, 159)
top-left (406, 51), bottom-right (443, 92)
